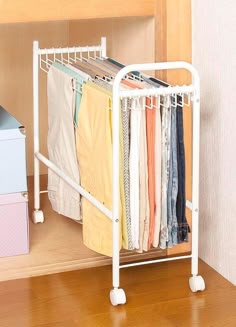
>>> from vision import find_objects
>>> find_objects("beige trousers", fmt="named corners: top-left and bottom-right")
top-left (47, 65), bottom-right (81, 220)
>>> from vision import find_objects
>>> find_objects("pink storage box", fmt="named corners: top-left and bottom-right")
top-left (0, 192), bottom-right (29, 257)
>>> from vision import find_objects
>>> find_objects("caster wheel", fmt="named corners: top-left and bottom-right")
top-left (32, 210), bottom-right (44, 224)
top-left (110, 288), bottom-right (126, 306)
top-left (189, 275), bottom-right (205, 292)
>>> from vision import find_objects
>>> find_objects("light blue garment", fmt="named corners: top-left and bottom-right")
top-left (52, 62), bottom-right (87, 126)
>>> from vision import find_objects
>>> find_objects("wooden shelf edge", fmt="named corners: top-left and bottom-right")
top-left (0, 0), bottom-right (155, 24)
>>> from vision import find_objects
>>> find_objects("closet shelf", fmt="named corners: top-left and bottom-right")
top-left (0, 0), bottom-right (155, 24)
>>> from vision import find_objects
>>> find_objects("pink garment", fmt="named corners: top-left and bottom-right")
top-left (146, 97), bottom-right (156, 249)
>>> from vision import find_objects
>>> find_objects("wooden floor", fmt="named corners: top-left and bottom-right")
top-left (0, 259), bottom-right (235, 327)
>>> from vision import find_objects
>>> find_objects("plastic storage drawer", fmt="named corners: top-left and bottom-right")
top-left (0, 192), bottom-right (29, 257)
top-left (0, 106), bottom-right (27, 194)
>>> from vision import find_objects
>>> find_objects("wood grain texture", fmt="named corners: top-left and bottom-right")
top-left (0, 259), bottom-right (235, 327)
top-left (155, 0), bottom-right (167, 81)
top-left (0, 0), bottom-right (155, 24)
top-left (69, 17), bottom-right (155, 68)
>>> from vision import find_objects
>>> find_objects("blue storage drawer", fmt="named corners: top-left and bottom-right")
top-left (0, 106), bottom-right (27, 194)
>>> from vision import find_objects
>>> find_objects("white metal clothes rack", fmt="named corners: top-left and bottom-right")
top-left (32, 37), bottom-right (205, 306)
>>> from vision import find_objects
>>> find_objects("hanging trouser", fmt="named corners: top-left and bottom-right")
top-left (176, 103), bottom-right (189, 243)
top-left (121, 98), bottom-right (133, 250)
top-left (93, 79), bottom-right (129, 250)
top-left (159, 97), bottom-right (172, 249)
top-left (146, 97), bottom-right (156, 249)
top-left (153, 105), bottom-right (162, 248)
top-left (129, 98), bottom-right (142, 249)
top-left (167, 105), bottom-right (178, 247)
top-left (47, 65), bottom-right (81, 220)
top-left (138, 99), bottom-right (150, 252)
top-left (76, 82), bottom-right (122, 256)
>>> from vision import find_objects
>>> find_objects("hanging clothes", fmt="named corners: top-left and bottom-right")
top-left (122, 74), bottom-right (162, 250)
top-left (76, 82), bottom-right (122, 256)
top-left (47, 64), bottom-right (81, 220)
top-left (153, 101), bottom-right (162, 248)
top-left (122, 78), bottom-right (156, 251)
top-left (167, 104), bottom-right (178, 247)
top-left (65, 64), bottom-right (92, 126)
top-left (146, 97), bottom-right (156, 249)
top-left (66, 63), bottom-right (93, 81)
top-left (129, 98), bottom-right (142, 249)
top-left (46, 55), bottom-right (190, 255)
top-left (52, 62), bottom-right (87, 125)
top-left (93, 78), bottom-right (129, 250)
top-left (121, 98), bottom-right (133, 250)
top-left (143, 76), bottom-right (175, 248)
top-left (138, 97), bottom-right (150, 252)
top-left (176, 102), bottom-right (190, 243)
top-left (73, 61), bottom-right (108, 80)
top-left (87, 59), bottom-right (117, 78)
top-left (106, 58), bottom-right (141, 77)
top-left (159, 96), bottom-right (172, 249)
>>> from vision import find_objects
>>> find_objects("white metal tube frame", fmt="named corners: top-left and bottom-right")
top-left (111, 62), bottom-right (200, 291)
top-left (32, 37), bottom-right (107, 220)
top-left (33, 37), bottom-right (202, 299)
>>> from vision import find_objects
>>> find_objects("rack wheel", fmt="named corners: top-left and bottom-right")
top-left (32, 210), bottom-right (44, 224)
top-left (110, 288), bottom-right (126, 306)
top-left (189, 275), bottom-right (205, 292)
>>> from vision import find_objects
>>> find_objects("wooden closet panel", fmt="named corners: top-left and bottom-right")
top-left (155, 0), bottom-right (192, 255)
top-left (0, 0), bottom-right (155, 24)
top-left (155, 0), bottom-right (167, 81)
top-left (69, 17), bottom-right (155, 66)
top-left (0, 21), bottom-right (69, 175)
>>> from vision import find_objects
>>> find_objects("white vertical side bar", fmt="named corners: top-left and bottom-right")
top-left (112, 71), bottom-right (123, 289)
top-left (101, 37), bottom-right (107, 58)
top-left (33, 41), bottom-right (40, 211)
top-left (191, 70), bottom-right (200, 276)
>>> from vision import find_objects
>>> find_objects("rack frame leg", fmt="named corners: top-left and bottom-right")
top-left (34, 155), bottom-right (40, 211)
top-left (191, 208), bottom-right (199, 277)
top-left (32, 155), bottom-right (44, 224)
top-left (110, 219), bottom-right (126, 306)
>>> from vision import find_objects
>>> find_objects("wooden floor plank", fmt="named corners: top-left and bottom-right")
top-left (0, 259), bottom-right (235, 327)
